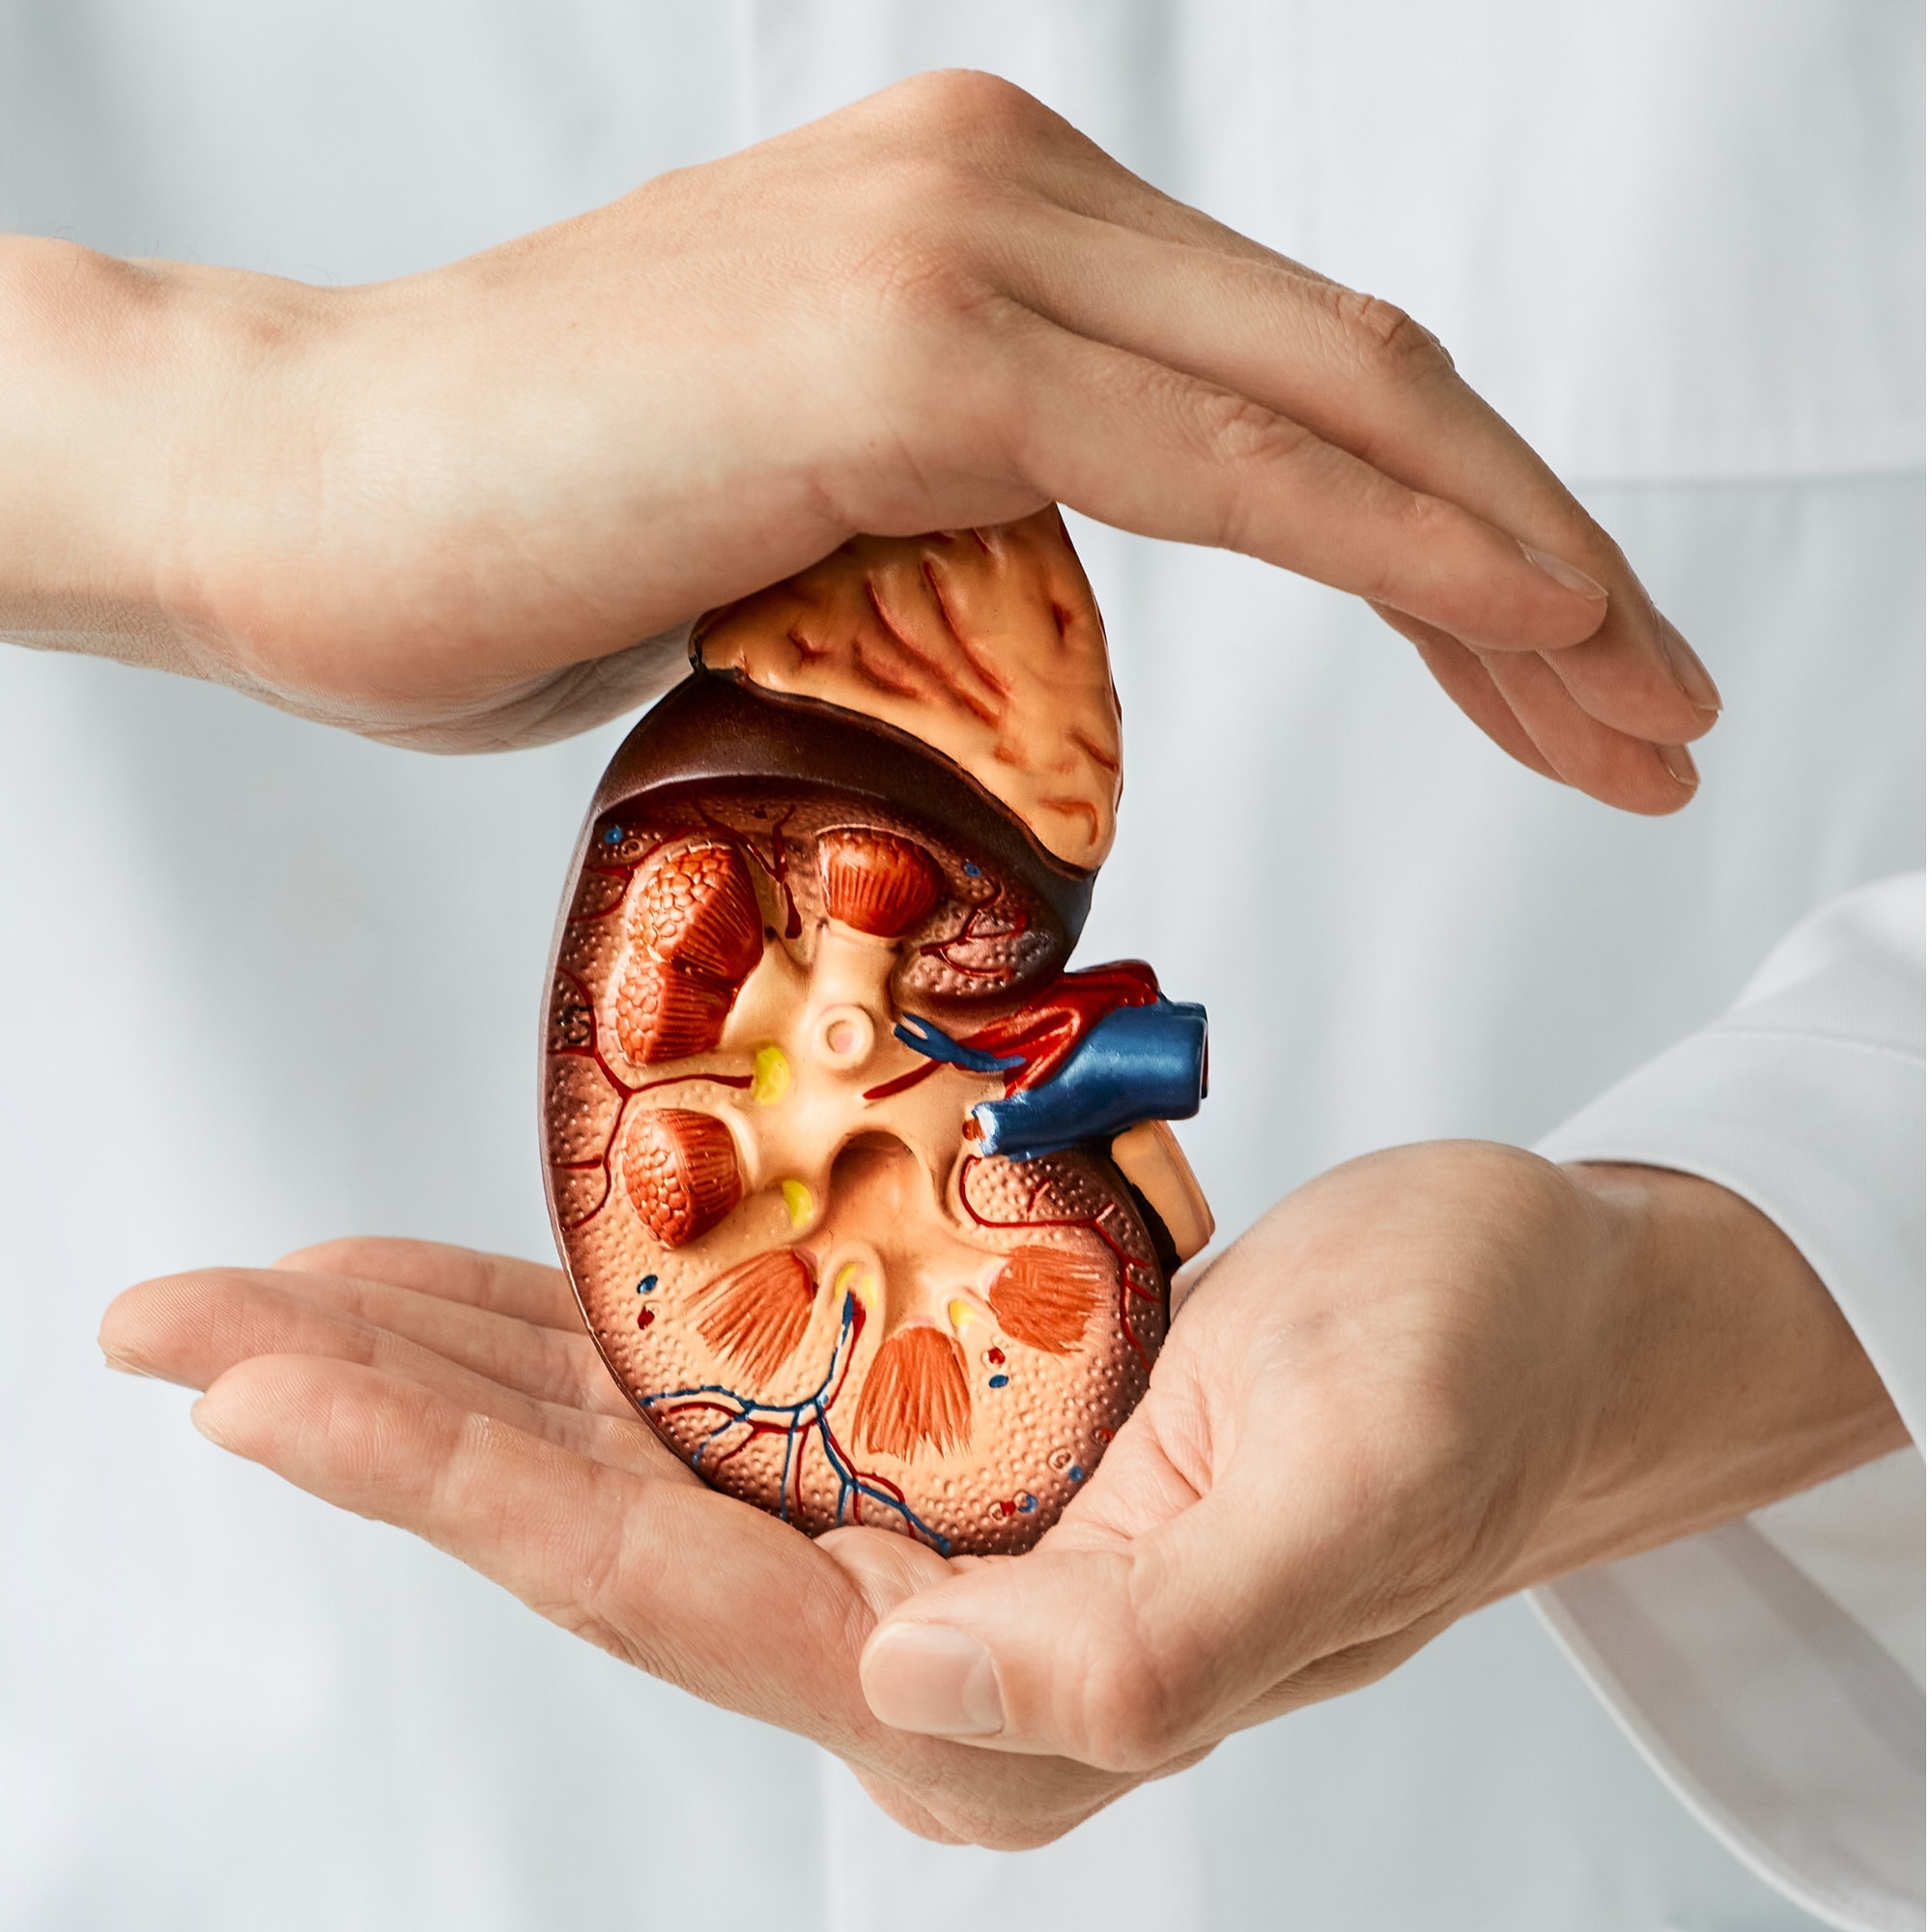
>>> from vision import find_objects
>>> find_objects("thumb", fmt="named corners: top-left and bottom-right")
top-left (856, 1485), bottom-right (1350, 1773)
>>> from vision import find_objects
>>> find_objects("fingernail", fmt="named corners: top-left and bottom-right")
top-left (1656, 743), bottom-right (1699, 789)
top-left (861, 1625), bottom-right (1006, 1737)
top-left (1655, 614), bottom-right (1722, 714)
top-left (1520, 544), bottom-right (1607, 603)
top-left (100, 1349), bottom-right (146, 1377)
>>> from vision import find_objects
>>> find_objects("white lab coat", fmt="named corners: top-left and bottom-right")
top-left (0, 6), bottom-right (1919, 1931)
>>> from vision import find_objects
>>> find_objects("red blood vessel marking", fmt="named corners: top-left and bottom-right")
top-left (544, 739), bottom-right (1177, 1555)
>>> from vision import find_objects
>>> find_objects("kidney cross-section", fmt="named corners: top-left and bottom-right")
top-left (542, 674), bottom-right (1202, 1556)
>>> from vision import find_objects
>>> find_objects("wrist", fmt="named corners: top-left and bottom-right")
top-left (0, 235), bottom-right (330, 677)
top-left (1502, 1162), bottom-right (1908, 1592)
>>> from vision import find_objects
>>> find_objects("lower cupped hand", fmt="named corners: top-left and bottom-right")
top-left (96, 1235), bottom-right (1142, 1846)
top-left (99, 1144), bottom-right (1900, 1845)
top-left (854, 1144), bottom-right (1904, 1780)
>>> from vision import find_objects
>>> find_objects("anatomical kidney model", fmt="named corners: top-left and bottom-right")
top-left (541, 508), bottom-right (1211, 1555)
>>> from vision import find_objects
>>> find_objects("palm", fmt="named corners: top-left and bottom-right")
top-left (100, 1236), bottom-right (1149, 1845)
top-left (859, 1144), bottom-right (1611, 1772)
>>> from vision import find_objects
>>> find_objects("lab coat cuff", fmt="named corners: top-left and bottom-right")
top-left (1528, 1012), bottom-right (1926, 1931)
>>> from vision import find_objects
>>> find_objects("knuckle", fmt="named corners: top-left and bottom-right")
top-left (834, 195), bottom-right (1001, 332)
top-left (1190, 388), bottom-right (1298, 456)
top-left (890, 68), bottom-right (1051, 148)
top-left (1065, 1606), bottom-right (1203, 1773)
top-left (830, 74), bottom-right (1066, 329)
top-left (1356, 488), bottom-right (1461, 608)
top-left (1197, 388), bottom-right (1307, 461)
top-left (836, 169), bottom-right (1012, 326)
top-left (861, 227), bottom-right (988, 320)
top-left (1189, 390), bottom-right (1318, 543)
top-left (1395, 487), bottom-right (1462, 549)
top-left (1333, 288), bottom-right (1456, 381)
top-left (555, 1544), bottom-right (655, 1670)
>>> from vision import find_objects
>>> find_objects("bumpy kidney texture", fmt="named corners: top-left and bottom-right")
top-left (545, 783), bottom-right (1168, 1556)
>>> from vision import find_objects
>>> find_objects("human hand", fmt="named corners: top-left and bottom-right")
top-left (96, 1236), bottom-right (1156, 1847)
top-left (99, 1151), bottom-right (1904, 1851)
top-left (7, 71), bottom-right (1715, 804)
top-left (853, 1145), bottom-right (1906, 1780)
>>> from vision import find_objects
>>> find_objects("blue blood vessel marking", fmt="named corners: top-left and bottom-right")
top-left (640, 1294), bottom-right (952, 1554)
top-left (971, 1001), bottom-right (1208, 1159)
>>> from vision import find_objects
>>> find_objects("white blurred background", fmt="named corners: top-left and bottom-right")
top-left (0, 5), bottom-right (1920, 1927)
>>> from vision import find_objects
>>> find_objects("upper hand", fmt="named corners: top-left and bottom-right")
top-left (7, 71), bottom-right (1716, 804)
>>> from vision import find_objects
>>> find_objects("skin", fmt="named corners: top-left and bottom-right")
top-left (98, 1146), bottom-right (1906, 1849)
top-left (0, 71), bottom-right (1718, 793)
top-left (13, 65), bottom-right (1867, 1852)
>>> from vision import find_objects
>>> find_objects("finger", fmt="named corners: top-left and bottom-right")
top-left (857, 1515), bottom-right (1321, 1771)
top-left (972, 168), bottom-right (1722, 745)
top-left (974, 309), bottom-right (1605, 657)
top-left (1076, 249), bottom-right (1717, 746)
top-left (275, 1237), bottom-right (583, 1331)
top-left (109, 1264), bottom-right (610, 1415)
top-left (815, 1524), bottom-right (1009, 1844)
top-left (817, 1521), bottom-right (958, 1621)
top-left (186, 1327), bottom-right (1152, 1848)
top-left (101, 1269), bottom-right (677, 1478)
top-left (260, 1264), bottom-right (633, 1416)
top-left (854, 1420), bottom-right (1420, 1772)
top-left (191, 1353), bottom-right (884, 1743)
top-left (1377, 598), bottom-right (1698, 812)
top-left (1375, 609), bottom-right (1559, 783)
top-left (823, 1520), bottom-right (1216, 1835)
top-left (1477, 643), bottom-right (1700, 813)
top-left (191, 1349), bottom-right (1151, 1845)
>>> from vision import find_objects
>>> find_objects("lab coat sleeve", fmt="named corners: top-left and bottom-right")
top-left (1530, 872), bottom-right (1926, 1932)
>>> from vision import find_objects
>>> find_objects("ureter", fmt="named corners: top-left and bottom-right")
top-left (1491, 1162), bottom-right (1910, 1598)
